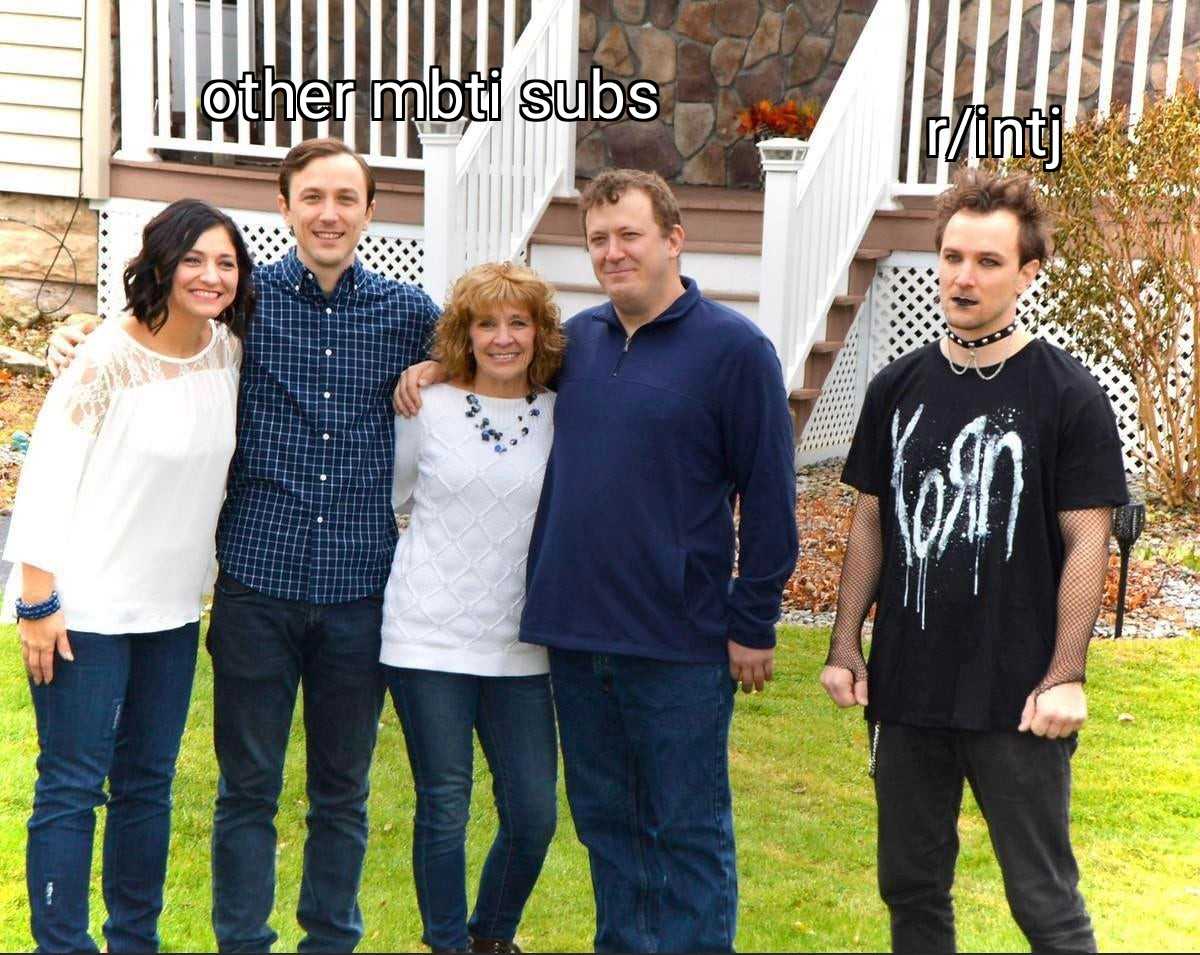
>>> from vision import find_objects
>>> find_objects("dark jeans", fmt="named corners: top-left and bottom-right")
top-left (548, 648), bottom-right (738, 954)
top-left (874, 723), bottom-right (1096, 954)
top-left (385, 667), bottom-right (558, 951)
top-left (207, 573), bottom-right (385, 953)
top-left (26, 623), bottom-right (199, 954)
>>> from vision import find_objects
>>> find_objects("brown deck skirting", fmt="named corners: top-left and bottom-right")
top-left (109, 160), bottom-right (425, 224)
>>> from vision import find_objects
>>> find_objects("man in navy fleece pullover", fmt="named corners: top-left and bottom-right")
top-left (397, 169), bottom-right (797, 953)
top-left (527, 169), bottom-right (799, 955)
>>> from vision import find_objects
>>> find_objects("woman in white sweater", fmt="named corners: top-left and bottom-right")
top-left (381, 262), bottom-right (564, 955)
top-left (4, 199), bottom-right (251, 953)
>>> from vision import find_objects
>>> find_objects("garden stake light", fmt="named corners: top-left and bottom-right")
top-left (1112, 502), bottom-right (1146, 639)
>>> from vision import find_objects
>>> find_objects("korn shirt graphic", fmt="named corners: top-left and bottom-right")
top-left (841, 340), bottom-right (1127, 730)
top-left (890, 404), bottom-right (1025, 629)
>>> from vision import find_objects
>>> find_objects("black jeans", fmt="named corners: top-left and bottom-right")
top-left (873, 723), bottom-right (1096, 954)
top-left (206, 572), bottom-right (386, 953)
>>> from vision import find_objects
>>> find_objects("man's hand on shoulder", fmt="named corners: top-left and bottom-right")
top-left (45, 317), bottom-right (98, 378)
top-left (728, 639), bottom-right (774, 693)
top-left (393, 360), bottom-right (449, 416)
top-left (1019, 682), bottom-right (1087, 737)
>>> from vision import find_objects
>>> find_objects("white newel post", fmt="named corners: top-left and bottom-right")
top-left (756, 138), bottom-right (809, 379)
top-left (115, 0), bottom-right (158, 162)
top-left (554, 0), bottom-right (580, 197)
top-left (417, 121), bottom-right (467, 306)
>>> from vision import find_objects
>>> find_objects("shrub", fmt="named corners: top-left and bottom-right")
top-left (1008, 84), bottom-right (1200, 508)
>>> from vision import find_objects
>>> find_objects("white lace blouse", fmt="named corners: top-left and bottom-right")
top-left (3, 319), bottom-right (241, 634)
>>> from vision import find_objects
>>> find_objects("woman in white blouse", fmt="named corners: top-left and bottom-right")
top-left (4, 199), bottom-right (251, 953)
top-left (382, 262), bottom-right (564, 955)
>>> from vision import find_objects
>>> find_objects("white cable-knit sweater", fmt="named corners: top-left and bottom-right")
top-left (380, 382), bottom-right (555, 676)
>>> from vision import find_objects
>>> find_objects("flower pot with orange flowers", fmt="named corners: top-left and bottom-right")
top-left (737, 99), bottom-right (821, 185)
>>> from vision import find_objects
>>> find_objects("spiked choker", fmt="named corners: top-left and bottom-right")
top-left (946, 321), bottom-right (1017, 350)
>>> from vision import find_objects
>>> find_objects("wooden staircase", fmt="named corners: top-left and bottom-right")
top-left (527, 183), bottom-right (767, 325)
top-left (787, 246), bottom-right (888, 438)
top-left (526, 186), bottom-right (939, 446)
top-left (787, 197), bottom-right (938, 438)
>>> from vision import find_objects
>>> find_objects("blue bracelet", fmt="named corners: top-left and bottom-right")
top-left (15, 591), bottom-right (61, 621)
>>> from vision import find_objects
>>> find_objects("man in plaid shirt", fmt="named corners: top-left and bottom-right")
top-left (49, 138), bottom-right (439, 952)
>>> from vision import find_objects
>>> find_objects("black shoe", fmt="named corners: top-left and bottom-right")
top-left (469, 936), bottom-right (522, 954)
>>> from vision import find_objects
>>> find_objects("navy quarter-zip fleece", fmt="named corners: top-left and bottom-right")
top-left (519, 277), bottom-right (799, 663)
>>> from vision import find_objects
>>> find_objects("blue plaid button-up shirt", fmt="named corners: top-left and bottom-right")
top-left (216, 249), bottom-right (438, 603)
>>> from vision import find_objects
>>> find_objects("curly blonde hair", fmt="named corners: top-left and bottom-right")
top-left (434, 262), bottom-right (565, 388)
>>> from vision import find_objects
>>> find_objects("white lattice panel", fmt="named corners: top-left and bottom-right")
top-left (863, 252), bottom-right (1197, 475)
top-left (796, 304), bottom-right (865, 465)
top-left (94, 198), bottom-right (425, 319)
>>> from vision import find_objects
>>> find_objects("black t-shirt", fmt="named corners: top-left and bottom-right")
top-left (842, 339), bottom-right (1128, 731)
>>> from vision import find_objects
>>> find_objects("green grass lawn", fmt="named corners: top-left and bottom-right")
top-left (1, 624), bottom-right (1197, 952)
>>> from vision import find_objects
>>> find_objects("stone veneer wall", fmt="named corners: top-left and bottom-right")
top-left (0, 195), bottom-right (98, 334)
top-left (577, 0), bottom-right (874, 188)
top-left (903, 0), bottom-right (1200, 180)
top-left (577, 0), bottom-right (1200, 189)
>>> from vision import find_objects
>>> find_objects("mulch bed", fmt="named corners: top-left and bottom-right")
top-left (786, 460), bottom-right (1200, 639)
top-left (0, 316), bottom-right (52, 511)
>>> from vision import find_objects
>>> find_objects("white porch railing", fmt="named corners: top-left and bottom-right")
top-left (758, 0), bottom-right (1198, 394)
top-left (116, 0), bottom-right (535, 169)
top-left (900, 0), bottom-right (1196, 191)
top-left (115, 0), bottom-right (578, 301)
top-left (419, 0), bottom-right (579, 302)
top-left (756, 0), bottom-right (910, 393)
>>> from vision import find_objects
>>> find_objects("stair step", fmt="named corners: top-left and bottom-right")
top-left (874, 209), bottom-right (937, 219)
top-left (531, 234), bottom-right (761, 256)
top-left (529, 240), bottom-right (763, 305)
top-left (551, 281), bottom-right (758, 304)
top-left (789, 388), bottom-right (821, 402)
top-left (831, 294), bottom-right (866, 308)
top-left (810, 339), bottom-right (843, 353)
top-left (854, 247), bottom-right (891, 260)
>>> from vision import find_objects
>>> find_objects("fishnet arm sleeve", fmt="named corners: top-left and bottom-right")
top-left (825, 493), bottom-right (883, 682)
top-left (1035, 507), bottom-right (1114, 695)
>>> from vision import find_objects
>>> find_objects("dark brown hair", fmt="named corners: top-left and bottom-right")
top-left (123, 199), bottom-right (255, 339)
top-left (434, 262), bottom-right (565, 388)
top-left (278, 137), bottom-right (376, 207)
top-left (934, 167), bottom-right (1050, 265)
top-left (578, 169), bottom-right (682, 238)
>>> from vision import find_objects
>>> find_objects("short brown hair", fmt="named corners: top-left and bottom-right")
top-left (579, 169), bottom-right (682, 237)
top-left (278, 137), bottom-right (376, 207)
top-left (434, 262), bottom-right (565, 388)
top-left (934, 167), bottom-right (1050, 265)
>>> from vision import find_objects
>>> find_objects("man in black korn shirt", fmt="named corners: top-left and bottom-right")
top-left (820, 168), bottom-right (1127, 953)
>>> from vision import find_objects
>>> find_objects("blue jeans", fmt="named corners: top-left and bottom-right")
top-left (548, 649), bottom-right (738, 954)
top-left (26, 623), bottom-right (199, 954)
top-left (385, 667), bottom-right (558, 951)
top-left (207, 573), bottom-right (385, 953)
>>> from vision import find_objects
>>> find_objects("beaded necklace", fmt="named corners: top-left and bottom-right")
top-left (465, 391), bottom-right (542, 454)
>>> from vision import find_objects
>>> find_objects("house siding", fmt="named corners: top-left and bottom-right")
top-left (0, 0), bottom-right (95, 199)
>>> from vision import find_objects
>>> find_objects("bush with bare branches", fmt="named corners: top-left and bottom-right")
top-left (1008, 84), bottom-right (1200, 508)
